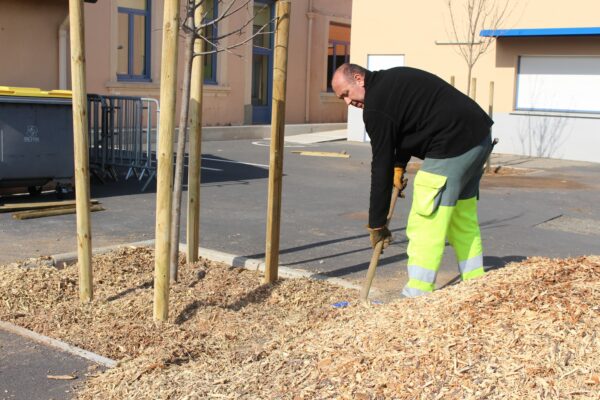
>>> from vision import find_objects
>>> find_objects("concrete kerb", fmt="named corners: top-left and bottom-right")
top-left (3, 240), bottom-right (367, 371)
top-left (0, 320), bottom-right (117, 368)
top-left (51, 239), bottom-right (156, 268)
top-left (51, 240), bottom-right (367, 292)
top-left (181, 244), bottom-right (365, 292)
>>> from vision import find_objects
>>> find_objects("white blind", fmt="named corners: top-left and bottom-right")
top-left (516, 56), bottom-right (600, 113)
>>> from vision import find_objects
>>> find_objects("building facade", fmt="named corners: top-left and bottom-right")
top-left (0, 0), bottom-right (351, 126)
top-left (347, 0), bottom-right (600, 163)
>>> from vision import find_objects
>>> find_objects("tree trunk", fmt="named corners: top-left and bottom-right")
top-left (186, 0), bottom-right (205, 263)
top-left (169, 26), bottom-right (195, 283)
top-left (466, 64), bottom-right (473, 97)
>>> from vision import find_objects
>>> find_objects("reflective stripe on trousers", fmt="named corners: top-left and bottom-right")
top-left (448, 197), bottom-right (485, 281)
top-left (458, 255), bottom-right (485, 280)
top-left (403, 197), bottom-right (484, 297)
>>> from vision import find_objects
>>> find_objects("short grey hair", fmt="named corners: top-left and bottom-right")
top-left (336, 63), bottom-right (368, 82)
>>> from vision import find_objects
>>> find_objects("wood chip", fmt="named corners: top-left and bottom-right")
top-left (0, 249), bottom-right (598, 399)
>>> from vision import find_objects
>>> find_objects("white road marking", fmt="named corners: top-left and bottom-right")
top-left (200, 166), bottom-right (223, 171)
top-left (251, 140), bottom-right (308, 148)
top-left (203, 156), bottom-right (269, 169)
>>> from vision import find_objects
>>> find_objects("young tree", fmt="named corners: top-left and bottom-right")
top-left (446, 0), bottom-right (512, 95)
top-left (169, 0), bottom-right (276, 281)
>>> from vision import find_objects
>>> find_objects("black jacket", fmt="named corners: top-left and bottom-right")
top-left (363, 67), bottom-right (493, 227)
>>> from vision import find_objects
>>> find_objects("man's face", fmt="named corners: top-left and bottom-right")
top-left (332, 72), bottom-right (366, 109)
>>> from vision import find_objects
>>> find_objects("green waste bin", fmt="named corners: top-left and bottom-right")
top-left (0, 87), bottom-right (73, 191)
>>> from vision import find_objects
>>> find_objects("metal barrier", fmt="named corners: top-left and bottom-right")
top-left (88, 94), bottom-right (160, 191)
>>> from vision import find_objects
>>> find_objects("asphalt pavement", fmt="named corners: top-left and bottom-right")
top-left (1, 136), bottom-right (599, 298)
top-left (1, 134), bottom-right (600, 399)
top-left (0, 328), bottom-right (95, 400)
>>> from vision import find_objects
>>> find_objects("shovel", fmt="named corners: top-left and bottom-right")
top-left (360, 186), bottom-right (401, 304)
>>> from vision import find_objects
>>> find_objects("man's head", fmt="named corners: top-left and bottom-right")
top-left (331, 63), bottom-right (368, 109)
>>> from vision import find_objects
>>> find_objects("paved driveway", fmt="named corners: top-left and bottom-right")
top-left (1, 138), bottom-right (599, 300)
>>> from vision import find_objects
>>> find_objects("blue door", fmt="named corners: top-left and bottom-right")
top-left (251, 0), bottom-right (274, 124)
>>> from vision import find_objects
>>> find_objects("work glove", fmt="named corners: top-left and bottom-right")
top-left (393, 166), bottom-right (408, 198)
top-left (367, 226), bottom-right (392, 249)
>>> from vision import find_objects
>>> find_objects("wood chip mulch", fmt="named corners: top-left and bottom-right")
top-left (0, 248), bottom-right (598, 399)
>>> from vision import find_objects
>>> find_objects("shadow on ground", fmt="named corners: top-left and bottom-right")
top-left (90, 154), bottom-right (270, 198)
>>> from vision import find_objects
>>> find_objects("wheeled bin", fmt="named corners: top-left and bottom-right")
top-left (0, 87), bottom-right (73, 193)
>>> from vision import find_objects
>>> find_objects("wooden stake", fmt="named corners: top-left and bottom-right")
top-left (68, 0), bottom-right (93, 303)
top-left (486, 81), bottom-right (495, 173)
top-left (186, 1), bottom-right (205, 264)
top-left (450, 75), bottom-right (455, 87)
top-left (471, 77), bottom-right (477, 100)
top-left (488, 81), bottom-right (494, 118)
top-left (154, 0), bottom-right (181, 321)
top-left (264, 0), bottom-right (291, 284)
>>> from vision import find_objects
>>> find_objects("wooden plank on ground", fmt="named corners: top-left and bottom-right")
top-left (0, 200), bottom-right (99, 213)
top-left (291, 151), bottom-right (350, 158)
top-left (12, 204), bottom-right (104, 220)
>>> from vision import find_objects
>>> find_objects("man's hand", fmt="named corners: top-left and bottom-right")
top-left (394, 167), bottom-right (408, 198)
top-left (367, 226), bottom-right (392, 249)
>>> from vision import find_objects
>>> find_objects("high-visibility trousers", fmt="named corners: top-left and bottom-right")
top-left (402, 134), bottom-right (492, 297)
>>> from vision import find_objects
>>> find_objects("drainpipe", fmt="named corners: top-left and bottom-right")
top-left (59, 15), bottom-right (69, 90)
top-left (304, 0), bottom-right (314, 123)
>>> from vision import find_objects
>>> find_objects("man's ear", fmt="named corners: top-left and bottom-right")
top-left (354, 73), bottom-right (365, 87)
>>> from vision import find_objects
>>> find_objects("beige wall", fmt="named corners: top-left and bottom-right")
top-left (349, 0), bottom-right (600, 114)
top-left (302, 0), bottom-right (352, 123)
top-left (348, 0), bottom-right (600, 162)
top-left (0, 0), bottom-right (69, 90)
top-left (82, 0), bottom-right (351, 126)
top-left (0, 0), bottom-right (351, 126)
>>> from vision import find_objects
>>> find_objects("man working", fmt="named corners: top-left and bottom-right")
top-left (331, 63), bottom-right (493, 297)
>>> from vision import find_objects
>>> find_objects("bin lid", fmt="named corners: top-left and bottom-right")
top-left (0, 86), bottom-right (72, 99)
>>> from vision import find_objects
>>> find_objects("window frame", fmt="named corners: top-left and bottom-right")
top-left (326, 31), bottom-right (350, 92)
top-left (203, 0), bottom-right (218, 85)
top-left (116, 0), bottom-right (152, 82)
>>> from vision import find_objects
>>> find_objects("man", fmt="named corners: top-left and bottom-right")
top-left (331, 63), bottom-right (493, 297)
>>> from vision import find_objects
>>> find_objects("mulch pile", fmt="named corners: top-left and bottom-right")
top-left (0, 247), bottom-right (598, 399)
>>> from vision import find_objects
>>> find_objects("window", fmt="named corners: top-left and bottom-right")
top-left (251, 1), bottom-right (273, 108)
top-left (252, 2), bottom-right (273, 50)
top-left (516, 56), bottom-right (600, 114)
top-left (202, 0), bottom-right (218, 84)
top-left (117, 0), bottom-right (151, 81)
top-left (327, 23), bottom-right (350, 91)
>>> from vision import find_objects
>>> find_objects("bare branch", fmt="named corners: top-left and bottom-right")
top-left (445, 0), bottom-right (514, 91)
top-left (196, 12), bottom-right (277, 53)
top-left (194, 22), bottom-right (277, 57)
top-left (197, 0), bottom-right (253, 30)
top-left (207, 8), bottom-right (255, 42)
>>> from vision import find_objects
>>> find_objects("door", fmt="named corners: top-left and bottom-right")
top-left (251, 0), bottom-right (274, 124)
